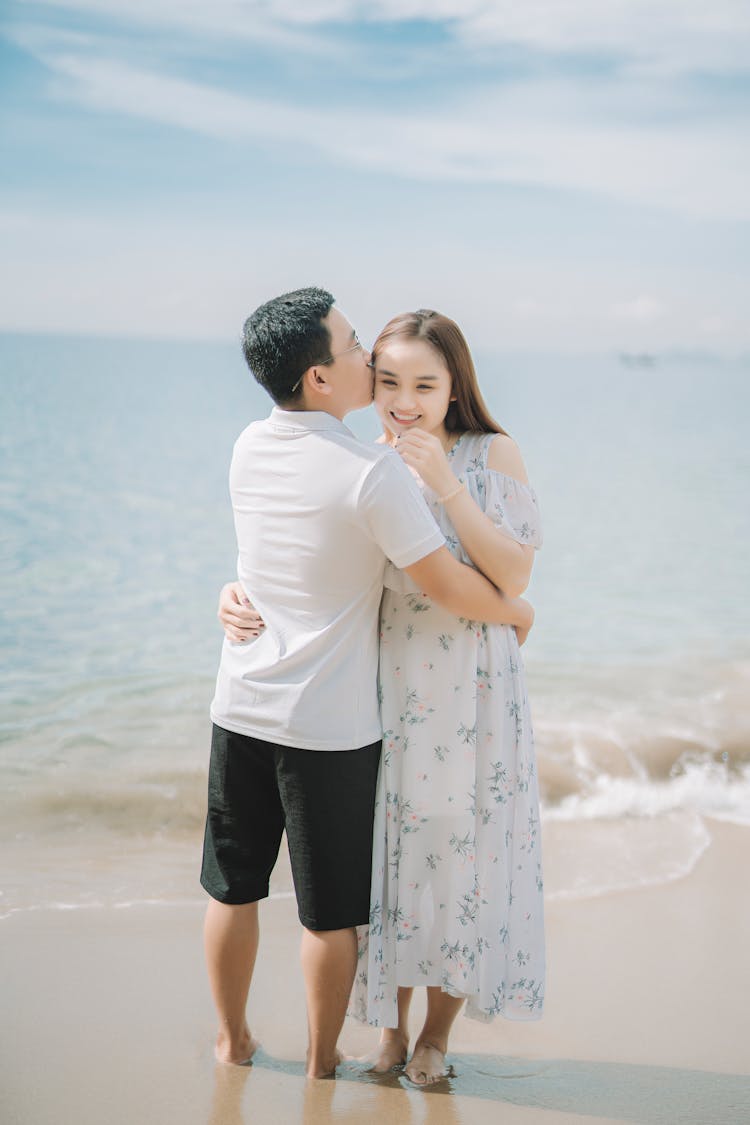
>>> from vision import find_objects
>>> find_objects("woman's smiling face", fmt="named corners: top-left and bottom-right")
top-left (372, 337), bottom-right (453, 440)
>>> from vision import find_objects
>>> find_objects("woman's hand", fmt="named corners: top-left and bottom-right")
top-left (514, 599), bottom-right (535, 647)
top-left (218, 581), bottom-right (265, 644)
top-left (395, 429), bottom-right (458, 496)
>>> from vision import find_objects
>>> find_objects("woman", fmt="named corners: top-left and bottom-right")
top-left (220, 310), bottom-right (544, 1085)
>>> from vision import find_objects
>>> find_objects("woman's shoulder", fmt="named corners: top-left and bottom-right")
top-left (485, 433), bottom-right (529, 486)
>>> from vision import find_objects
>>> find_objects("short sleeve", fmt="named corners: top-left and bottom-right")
top-left (358, 449), bottom-right (445, 568)
top-left (484, 470), bottom-right (543, 549)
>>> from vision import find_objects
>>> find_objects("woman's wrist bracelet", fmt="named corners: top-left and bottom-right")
top-left (437, 481), bottom-right (465, 504)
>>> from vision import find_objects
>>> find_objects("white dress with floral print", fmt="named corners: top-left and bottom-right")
top-left (351, 432), bottom-right (545, 1026)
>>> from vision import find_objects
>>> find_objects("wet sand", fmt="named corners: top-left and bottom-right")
top-left (2, 820), bottom-right (749, 1125)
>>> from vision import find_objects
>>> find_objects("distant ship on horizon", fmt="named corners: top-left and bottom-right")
top-left (619, 352), bottom-right (657, 368)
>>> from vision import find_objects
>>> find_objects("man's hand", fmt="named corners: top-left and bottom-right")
top-left (514, 601), bottom-right (534, 647)
top-left (218, 581), bottom-right (264, 643)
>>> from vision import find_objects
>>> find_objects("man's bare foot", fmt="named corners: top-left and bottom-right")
top-left (214, 1025), bottom-right (259, 1066)
top-left (404, 1042), bottom-right (448, 1086)
top-left (306, 1048), bottom-right (343, 1079)
top-left (364, 1030), bottom-right (409, 1073)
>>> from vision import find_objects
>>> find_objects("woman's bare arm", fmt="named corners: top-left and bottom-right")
top-left (404, 548), bottom-right (533, 634)
top-left (397, 431), bottom-right (535, 597)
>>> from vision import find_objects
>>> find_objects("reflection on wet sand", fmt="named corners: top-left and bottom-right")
top-left (207, 1051), bottom-right (464, 1125)
top-left (207, 1050), bottom-right (748, 1125)
top-left (208, 1064), bottom-right (251, 1125)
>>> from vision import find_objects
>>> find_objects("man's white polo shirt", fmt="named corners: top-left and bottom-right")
top-left (210, 408), bottom-right (445, 751)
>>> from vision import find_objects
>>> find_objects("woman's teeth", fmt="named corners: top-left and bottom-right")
top-left (392, 411), bottom-right (420, 423)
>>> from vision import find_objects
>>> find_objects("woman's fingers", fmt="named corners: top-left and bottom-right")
top-left (220, 584), bottom-right (262, 617)
top-left (218, 582), bottom-right (264, 643)
top-left (397, 444), bottom-right (424, 465)
top-left (397, 429), bottom-right (438, 451)
top-left (223, 610), bottom-right (264, 629)
top-left (226, 627), bottom-right (261, 643)
top-left (239, 609), bottom-right (264, 625)
top-left (218, 601), bottom-right (264, 625)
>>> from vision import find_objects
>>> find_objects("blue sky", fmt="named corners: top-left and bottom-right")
top-left (1, 1), bottom-right (749, 352)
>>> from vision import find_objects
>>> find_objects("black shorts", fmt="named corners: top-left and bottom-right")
top-left (200, 724), bottom-right (381, 931)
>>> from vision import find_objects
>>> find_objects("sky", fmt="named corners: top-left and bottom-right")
top-left (1, 1), bottom-right (749, 353)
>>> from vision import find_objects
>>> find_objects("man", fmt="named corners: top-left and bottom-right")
top-left (201, 287), bottom-right (531, 1077)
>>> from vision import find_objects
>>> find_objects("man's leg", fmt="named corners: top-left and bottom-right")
top-left (277, 739), bottom-right (381, 1079)
top-left (300, 925), bottom-right (358, 1078)
top-left (204, 899), bottom-right (260, 1064)
top-left (201, 727), bottom-right (285, 1065)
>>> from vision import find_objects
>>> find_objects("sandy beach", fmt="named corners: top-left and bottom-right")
top-left (2, 818), bottom-right (749, 1125)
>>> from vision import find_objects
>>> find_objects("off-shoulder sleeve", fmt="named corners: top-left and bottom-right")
top-left (483, 469), bottom-right (543, 549)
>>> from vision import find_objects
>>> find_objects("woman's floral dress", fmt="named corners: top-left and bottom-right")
top-left (351, 431), bottom-right (545, 1026)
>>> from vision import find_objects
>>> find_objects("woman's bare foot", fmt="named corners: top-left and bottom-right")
top-left (365, 1029), bottom-right (409, 1073)
top-left (214, 1025), bottom-right (259, 1066)
top-left (306, 1047), bottom-right (343, 1079)
top-left (404, 1041), bottom-right (448, 1086)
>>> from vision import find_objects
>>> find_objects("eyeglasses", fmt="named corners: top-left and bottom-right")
top-left (290, 334), bottom-right (364, 395)
top-left (322, 335), bottom-right (364, 364)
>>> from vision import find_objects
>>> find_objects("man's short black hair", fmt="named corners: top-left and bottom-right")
top-left (241, 287), bottom-right (335, 404)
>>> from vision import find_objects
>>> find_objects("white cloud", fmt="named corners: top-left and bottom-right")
top-left (11, 0), bottom-right (338, 54)
top-left (698, 314), bottom-right (725, 336)
top-left (612, 296), bottom-right (664, 323)
top-left (47, 54), bottom-right (300, 141)
top-left (2, 205), bottom-right (747, 351)
top-left (5, 4), bottom-right (748, 346)
top-left (452, 1), bottom-right (750, 73)
top-left (20, 0), bottom-right (750, 72)
top-left (30, 49), bottom-right (750, 221)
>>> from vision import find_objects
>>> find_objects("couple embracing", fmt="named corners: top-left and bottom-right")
top-left (201, 287), bottom-right (545, 1083)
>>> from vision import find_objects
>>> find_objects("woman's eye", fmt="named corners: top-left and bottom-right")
top-left (417, 385), bottom-right (432, 392)
top-left (379, 378), bottom-right (397, 386)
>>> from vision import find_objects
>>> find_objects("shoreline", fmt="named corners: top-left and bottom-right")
top-left (2, 819), bottom-right (749, 1124)
top-left (2, 808), bottom-right (735, 922)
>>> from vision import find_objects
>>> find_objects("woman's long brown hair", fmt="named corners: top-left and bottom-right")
top-left (372, 309), bottom-right (507, 436)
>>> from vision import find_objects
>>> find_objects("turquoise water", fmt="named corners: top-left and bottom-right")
top-left (2, 332), bottom-right (749, 913)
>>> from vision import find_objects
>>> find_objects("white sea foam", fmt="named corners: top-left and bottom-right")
top-left (542, 811), bottom-right (713, 902)
top-left (0, 889), bottom-right (311, 923)
top-left (543, 760), bottom-right (750, 826)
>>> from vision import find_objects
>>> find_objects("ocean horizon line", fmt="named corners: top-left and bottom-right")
top-left (1, 327), bottom-right (748, 367)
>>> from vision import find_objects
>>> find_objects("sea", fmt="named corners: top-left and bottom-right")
top-left (2, 332), bottom-right (749, 919)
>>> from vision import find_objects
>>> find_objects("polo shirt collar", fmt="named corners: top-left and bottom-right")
top-left (269, 407), bottom-right (352, 435)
